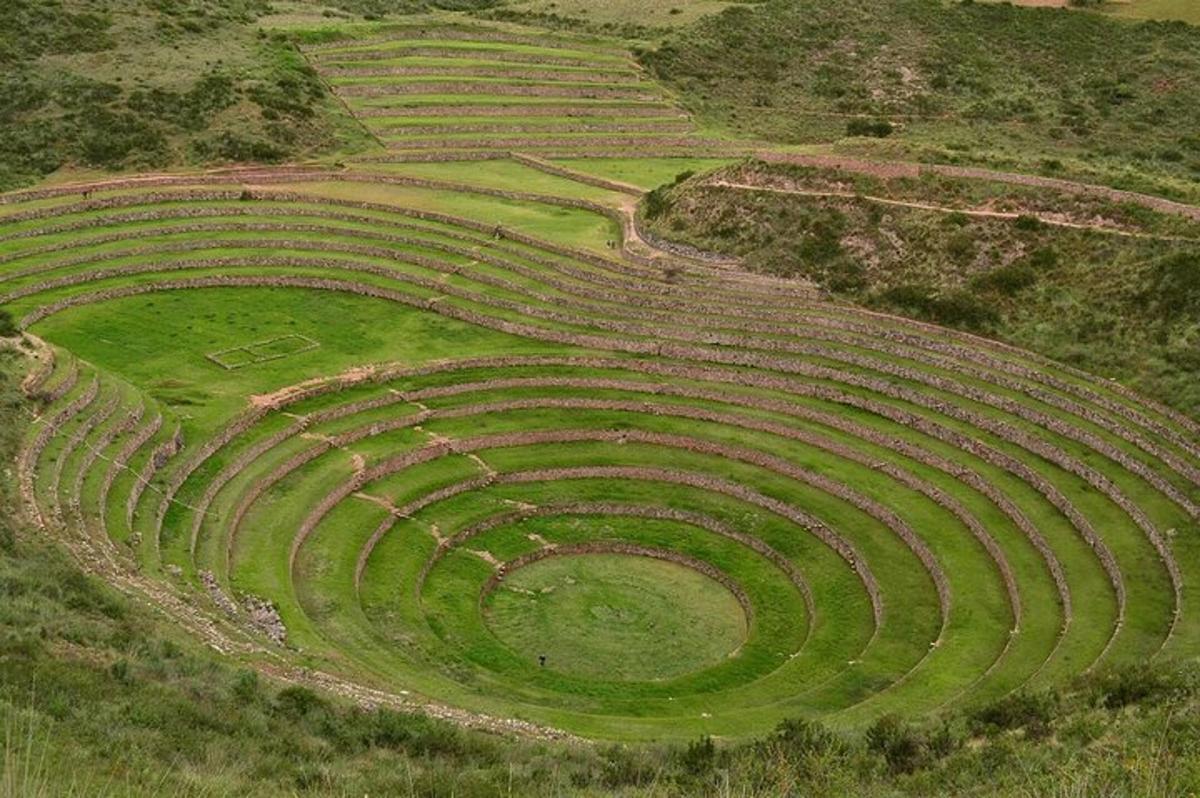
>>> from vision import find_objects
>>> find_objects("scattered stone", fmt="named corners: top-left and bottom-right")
top-left (243, 594), bottom-right (287, 646)
top-left (199, 570), bottom-right (239, 618)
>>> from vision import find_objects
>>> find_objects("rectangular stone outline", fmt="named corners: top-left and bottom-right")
top-left (206, 334), bottom-right (320, 370)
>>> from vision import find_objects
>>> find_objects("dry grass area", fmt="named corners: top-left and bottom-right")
top-left (1104, 0), bottom-right (1200, 23)
top-left (985, 0), bottom-right (1200, 23)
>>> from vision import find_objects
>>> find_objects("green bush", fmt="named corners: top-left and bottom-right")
top-left (846, 118), bottom-right (894, 138)
top-left (231, 669), bottom-right (260, 703)
top-left (866, 714), bottom-right (925, 774)
top-left (642, 186), bottom-right (673, 220)
top-left (78, 110), bottom-right (169, 168)
top-left (1026, 246), bottom-right (1060, 270)
top-left (0, 309), bottom-right (18, 337)
top-left (191, 131), bottom-right (286, 162)
top-left (680, 735), bottom-right (717, 774)
top-left (796, 210), bottom-right (846, 263)
top-left (945, 230), bottom-right (977, 261)
top-left (822, 257), bottom-right (866, 292)
top-left (764, 717), bottom-right (848, 759)
top-left (127, 73), bottom-right (236, 132)
top-left (1147, 251), bottom-right (1200, 318)
top-left (0, 5), bottom-right (340, 190)
top-left (878, 284), bottom-right (1000, 331)
top-left (1, 1), bottom-right (113, 63)
top-left (969, 691), bottom-right (1055, 737)
top-left (1087, 664), bottom-right (1180, 709)
top-left (972, 262), bottom-right (1039, 295)
top-left (273, 685), bottom-right (326, 719)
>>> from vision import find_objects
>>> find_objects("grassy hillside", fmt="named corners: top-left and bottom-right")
top-left (1105, 0), bottom-right (1200, 24)
top-left (0, 0), bottom-right (372, 190)
top-left (640, 0), bottom-right (1200, 198)
top-left (640, 159), bottom-right (1200, 416)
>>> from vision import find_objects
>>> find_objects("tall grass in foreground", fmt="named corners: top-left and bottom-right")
top-left (2, 698), bottom-right (228, 798)
top-left (2, 704), bottom-right (51, 798)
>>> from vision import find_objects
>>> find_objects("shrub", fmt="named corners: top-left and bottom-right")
top-left (1014, 214), bottom-right (1043, 231)
top-left (796, 210), bottom-right (847, 263)
top-left (1087, 664), bottom-right (1178, 709)
top-left (972, 262), bottom-right (1039, 295)
top-left (127, 73), bottom-right (236, 132)
top-left (878, 284), bottom-right (1000, 331)
top-left (367, 709), bottom-right (470, 757)
top-left (946, 230), bottom-right (977, 261)
top-left (273, 685), bottom-right (326, 719)
top-left (865, 715), bottom-right (924, 774)
top-left (77, 108), bottom-right (168, 168)
top-left (109, 658), bottom-right (133, 685)
top-left (191, 131), bottom-right (286, 163)
top-left (767, 718), bottom-right (847, 759)
top-left (1147, 251), bottom-right (1200, 318)
top-left (932, 290), bottom-right (1001, 329)
top-left (846, 118), bottom-right (894, 138)
top-left (642, 169), bottom-right (699, 221)
top-left (927, 722), bottom-right (959, 758)
top-left (642, 186), bottom-right (673, 220)
top-left (822, 258), bottom-right (866, 292)
top-left (680, 735), bottom-right (716, 774)
top-left (969, 691), bottom-right (1055, 737)
top-left (1026, 246), bottom-right (1060, 270)
top-left (0, 308), bottom-right (18, 337)
top-left (232, 669), bottom-right (259, 702)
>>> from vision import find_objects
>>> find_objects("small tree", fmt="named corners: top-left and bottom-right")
top-left (846, 118), bottom-right (894, 138)
top-left (0, 308), bottom-right (18, 338)
top-left (866, 714), bottom-right (925, 774)
top-left (680, 735), bottom-right (717, 774)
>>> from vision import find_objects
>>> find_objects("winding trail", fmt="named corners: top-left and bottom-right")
top-left (705, 180), bottom-right (1200, 242)
top-left (755, 152), bottom-right (1200, 223)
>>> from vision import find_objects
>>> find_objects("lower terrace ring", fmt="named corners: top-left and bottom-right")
top-left (6, 164), bottom-right (1199, 742)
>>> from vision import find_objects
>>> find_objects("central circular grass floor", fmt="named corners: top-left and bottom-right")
top-left (483, 552), bottom-right (750, 682)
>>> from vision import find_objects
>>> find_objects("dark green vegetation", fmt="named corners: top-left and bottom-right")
top-left (641, 0), bottom-right (1200, 198)
top-left (0, 0), bottom-right (364, 190)
top-left (641, 158), bottom-right (1200, 415)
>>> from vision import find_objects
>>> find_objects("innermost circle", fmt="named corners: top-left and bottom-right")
top-left (483, 552), bottom-right (749, 682)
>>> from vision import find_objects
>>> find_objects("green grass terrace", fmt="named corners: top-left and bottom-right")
top-left (3, 166), bottom-right (1198, 741)
top-left (301, 22), bottom-right (755, 161)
